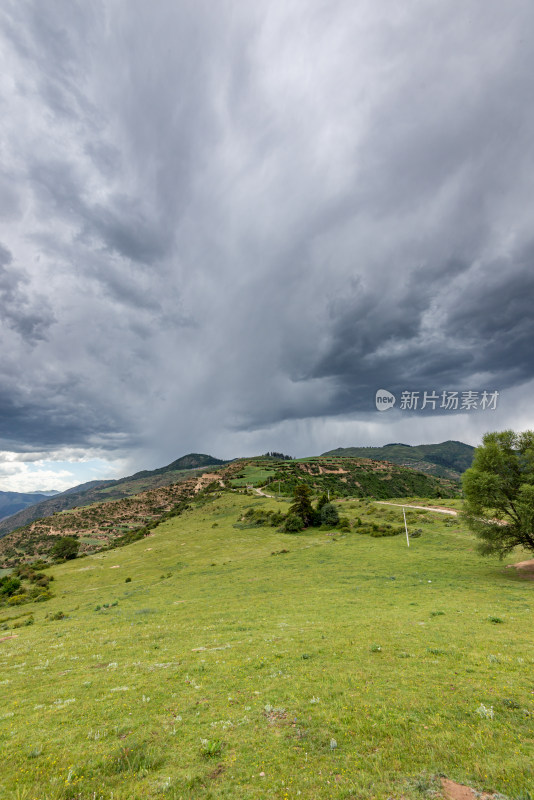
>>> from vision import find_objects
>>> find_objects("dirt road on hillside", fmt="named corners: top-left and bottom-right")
top-left (253, 487), bottom-right (274, 497)
top-left (375, 501), bottom-right (458, 515)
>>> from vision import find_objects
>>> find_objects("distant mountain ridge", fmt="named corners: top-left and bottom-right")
top-left (126, 453), bottom-right (226, 479)
top-left (0, 453), bottom-right (227, 539)
top-left (321, 440), bottom-right (474, 480)
top-left (0, 491), bottom-right (59, 523)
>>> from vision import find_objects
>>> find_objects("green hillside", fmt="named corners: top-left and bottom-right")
top-left (0, 454), bottom-right (227, 540)
top-left (0, 458), bottom-right (458, 568)
top-left (322, 441), bottom-right (475, 480)
top-left (232, 456), bottom-right (459, 498)
top-left (0, 490), bottom-right (531, 799)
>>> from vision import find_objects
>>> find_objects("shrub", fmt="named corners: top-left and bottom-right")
top-left (236, 508), bottom-right (286, 529)
top-left (309, 508), bottom-right (322, 527)
top-left (13, 615), bottom-right (34, 629)
top-left (283, 514), bottom-right (304, 533)
top-left (8, 594), bottom-right (27, 606)
top-left (320, 503), bottom-right (340, 527)
top-left (370, 525), bottom-right (403, 538)
top-left (47, 611), bottom-right (66, 620)
top-left (34, 591), bottom-right (52, 602)
top-left (0, 576), bottom-right (21, 597)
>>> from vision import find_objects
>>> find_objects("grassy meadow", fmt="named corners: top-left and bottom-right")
top-left (0, 491), bottom-right (533, 799)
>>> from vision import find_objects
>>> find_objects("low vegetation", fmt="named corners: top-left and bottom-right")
top-left (0, 562), bottom-right (54, 607)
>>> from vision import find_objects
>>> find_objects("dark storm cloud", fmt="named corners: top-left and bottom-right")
top-left (0, 242), bottom-right (55, 343)
top-left (308, 248), bottom-right (534, 415)
top-left (0, 0), bottom-right (533, 473)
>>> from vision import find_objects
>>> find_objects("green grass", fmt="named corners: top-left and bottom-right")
top-left (0, 493), bottom-right (532, 799)
top-left (229, 466), bottom-right (277, 487)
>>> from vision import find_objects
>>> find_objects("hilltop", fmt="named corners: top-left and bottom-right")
top-left (230, 455), bottom-right (459, 499)
top-left (321, 440), bottom-right (474, 480)
top-left (0, 455), bottom-right (458, 567)
top-left (0, 453), bottom-right (227, 540)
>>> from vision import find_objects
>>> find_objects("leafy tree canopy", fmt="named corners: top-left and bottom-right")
top-left (288, 484), bottom-right (314, 527)
top-left (51, 536), bottom-right (80, 561)
top-left (320, 503), bottom-right (340, 527)
top-left (316, 493), bottom-right (329, 512)
top-left (462, 430), bottom-right (534, 557)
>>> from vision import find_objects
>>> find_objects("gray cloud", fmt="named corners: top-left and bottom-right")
top-left (0, 0), bottom-right (533, 479)
top-left (0, 242), bottom-right (56, 343)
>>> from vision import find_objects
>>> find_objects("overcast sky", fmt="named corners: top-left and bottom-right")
top-left (1, 0), bottom-right (533, 491)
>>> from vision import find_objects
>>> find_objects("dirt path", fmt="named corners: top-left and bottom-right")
top-left (253, 487), bottom-right (274, 498)
top-left (376, 501), bottom-right (458, 516)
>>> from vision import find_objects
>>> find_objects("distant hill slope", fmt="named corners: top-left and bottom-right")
top-left (126, 453), bottom-right (226, 479)
top-left (0, 455), bottom-right (459, 567)
top-left (0, 454), bottom-right (227, 539)
top-left (321, 441), bottom-right (474, 480)
top-left (0, 491), bottom-right (58, 522)
top-left (256, 456), bottom-right (460, 499)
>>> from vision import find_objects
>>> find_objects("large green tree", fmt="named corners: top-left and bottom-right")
top-left (288, 483), bottom-right (314, 527)
top-left (51, 536), bottom-right (80, 561)
top-left (462, 430), bottom-right (534, 557)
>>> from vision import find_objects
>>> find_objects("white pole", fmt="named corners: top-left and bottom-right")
top-left (403, 507), bottom-right (410, 547)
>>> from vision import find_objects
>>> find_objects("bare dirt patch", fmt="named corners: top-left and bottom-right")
top-left (207, 763), bottom-right (225, 781)
top-left (194, 473), bottom-right (221, 492)
top-left (507, 558), bottom-right (534, 579)
top-left (440, 778), bottom-right (496, 800)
